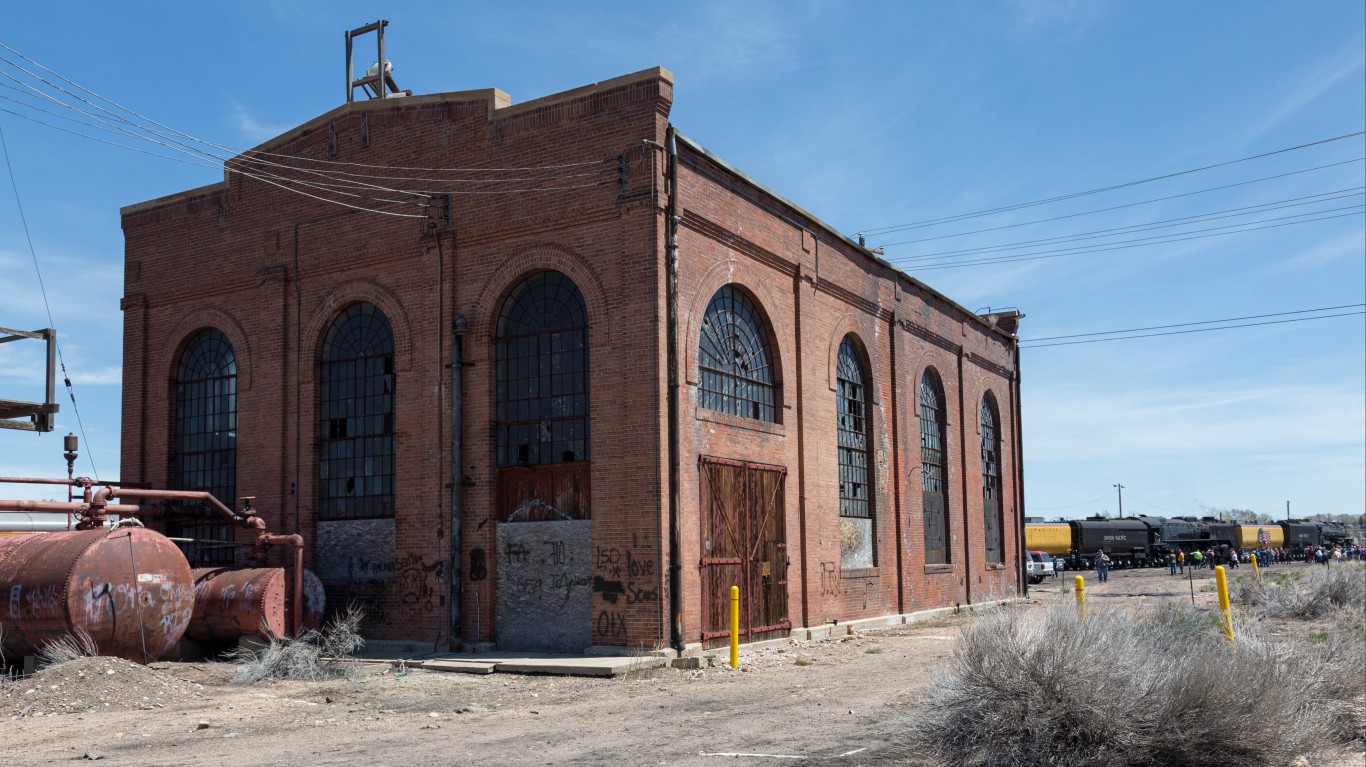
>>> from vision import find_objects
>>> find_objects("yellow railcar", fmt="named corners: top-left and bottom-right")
top-left (1233, 525), bottom-right (1284, 549)
top-left (1025, 523), bottom-right (1071, 556)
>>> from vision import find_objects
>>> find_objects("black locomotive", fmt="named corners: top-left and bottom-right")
top-left (1025, 516), bottom-right (1355, 571)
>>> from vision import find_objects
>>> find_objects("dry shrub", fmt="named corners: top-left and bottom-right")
top-left (36, 630), bottom-right (99, 668)
top-left (1236, 562), bottom-right (1366, 619)
top-left (230, 605), bottom-right (365, 684)
top-left (905, 603), bottom-right (1359, 767)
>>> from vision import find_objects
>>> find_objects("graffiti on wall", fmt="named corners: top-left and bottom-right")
top-left (495, 520), bottom-right (592, 653)
top-left (590, 531), bottom-right (658, 645)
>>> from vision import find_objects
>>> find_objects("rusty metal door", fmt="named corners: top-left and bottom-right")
top-left (700, 457), bottom-right (789, 646)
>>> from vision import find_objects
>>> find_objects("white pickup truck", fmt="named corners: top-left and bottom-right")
top-left (1026, 550), bottom-right (1057, 584)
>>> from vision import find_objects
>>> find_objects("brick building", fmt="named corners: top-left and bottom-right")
top-left (120, 66), bottom-right (1024, 653)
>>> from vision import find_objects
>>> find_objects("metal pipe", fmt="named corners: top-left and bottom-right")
top-left (665, 127), bottom-right (684, 652)
top-left (109, 488), bottom-right (238, 522)
top-left (888, 312), bottom-right (904, 614)
top-left (450, 309), bottom-right (467, 650)
top-left (0, 476), bottom-right (123, 486)
top-left (258, 533), bottom-right (306, 637)
top-left (0, 500), bottom-right (140, 513)
top-left (793, 267), bottom-right (809, 629)
top-left (1013, 340), bottom-right (1027, 597)
top-left (957, 349), bottom-right (972, 604)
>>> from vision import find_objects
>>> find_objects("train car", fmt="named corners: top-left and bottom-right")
top-left (1280, 520), bottom-right (1320, 558)
top-left (1318, 521), bottom-right (1353, 547)
top-left (1069, 518), bottom-right (1149, 569)
top-left (1132, 515), bottom-right (1221, 564)
top-left (1024, 523), bottom-right (1072, 556)
top-left (1227, 524), bottom-right (1284, 550)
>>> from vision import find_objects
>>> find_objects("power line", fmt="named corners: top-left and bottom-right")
top-left (1028, 490), bottom-right (1116, 511)
top-left (0, 43), bottom-right (611, 175)
top-left (1020, 310), bottom-right (1366, 349)
top-left (1022, 303), bottom-right (1366, 343)
top-left (873, 158), bottom-right (1365, 249)
top-left (908, 209), bottom-right (1364, 271)
top-left (0, 122), bottom-right (98, 479)
top-left (887, 188), bottom-right (1363, 264)
top-left (858, 130), bottom-right (1366, 236)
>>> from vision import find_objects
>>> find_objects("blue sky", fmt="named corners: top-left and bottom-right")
top-left (1, 2), bottom-right (1362, 520)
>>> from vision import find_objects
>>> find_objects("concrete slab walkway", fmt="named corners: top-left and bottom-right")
top-left (356, 647), bottom-right (669, 678)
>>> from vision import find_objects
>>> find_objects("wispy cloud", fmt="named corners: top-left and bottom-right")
top-left (229, 100), bottom-right (294, 143)
top-left (1238, 43), bottom-right (1366, 144)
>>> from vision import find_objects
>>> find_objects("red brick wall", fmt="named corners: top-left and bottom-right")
top-left (673, 144), bottom-right (1022, 644)
top-left (121, 66), bottom-right (1021, 651)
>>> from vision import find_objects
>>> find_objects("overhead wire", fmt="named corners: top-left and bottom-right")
top-left (0, 42), bottom-right (612, 175)
top-left (1020, 310), bottom-right (1366, 349)
top-left (1026, 490), bottom-right (1117, 511)
top-left (886, 188), bottom-right (1364, 264)
top-left (1022, 303), bottom-right (1366, 343)
top-left (872, 158), bottom-right (1366, 249)
top-left (0, 47), bottom-right (618, 220)
top-left (907, 209), bottom-right (1364, 271)
top-left (858, 130), bottom-right (1366, 236)
top-left (0, 122), bottom-right (99, 478)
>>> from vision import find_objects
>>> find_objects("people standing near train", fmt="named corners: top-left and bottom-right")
top-left (1191, 549), bottom-right (1203, 570)
top-left (1096, 549), bottom-right (1111, 583)
top-left (1177, 549), bottom-right (1186, 573)
top-left (1168, 550), bottom-right (1177, 575)
top-left (1228, 549), bottom-right (1239, 568)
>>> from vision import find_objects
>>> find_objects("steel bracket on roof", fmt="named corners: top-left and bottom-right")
top-left (0, 326), bottom-right (59, 432)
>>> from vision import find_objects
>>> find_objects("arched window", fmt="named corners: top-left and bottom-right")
top-left (496, 271), bottom-right (590, 467)
top-left (837, 335), bottom-right (874, 568)
top-left (698, 285), bottom-right (777, 422)
top-left (981, 394), bottom-right (1003, 564)
top-left (171, 328), bottom-right (237, 566)
top-left (319, 303), bottom-right (395, 520)
top-left (919, 369), bottom-right (950, 565)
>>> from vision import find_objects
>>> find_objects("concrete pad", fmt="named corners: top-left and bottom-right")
top-left (493, 655), bottom-right (667, 677)
top-left (421, 659), bottom-right (497, 675)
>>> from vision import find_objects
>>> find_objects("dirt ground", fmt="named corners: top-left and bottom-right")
top-left (3, 560), bottom-right (1362, 767)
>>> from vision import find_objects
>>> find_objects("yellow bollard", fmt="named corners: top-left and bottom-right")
top-left (1074, 575), bottom-right (1086, 621)
top-left (729, 585), bottom-right (740, 669)
top-left (1215, 565), bottom-right (1234, 643)
top-left (1250, 553), bottom-right (1259, 579)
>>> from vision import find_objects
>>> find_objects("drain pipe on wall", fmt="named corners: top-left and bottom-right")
top-left (450, 309), bottom-right (467, 649)
top-left (665, 127), bottom-right (685, 653)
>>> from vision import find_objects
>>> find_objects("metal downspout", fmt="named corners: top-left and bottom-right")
top-left (451, 309), bottom-right (467, 650)
top-left (888, 312), bottom-right (904, 614)
top-left (666, 127), bottom-right (685, 652)
top-left (957, 349), bottom-right (972, 605)
top-left (1012, 341), bottom-right (1027, 597)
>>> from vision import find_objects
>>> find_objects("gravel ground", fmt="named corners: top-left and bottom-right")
top-left (2, 560), bottom-right (1361, 767)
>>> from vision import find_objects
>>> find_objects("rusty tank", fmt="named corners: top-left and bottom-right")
top-left (186, 567), bottom-right (325, 644)
top-left (0, 527), bottom-right (195, 663)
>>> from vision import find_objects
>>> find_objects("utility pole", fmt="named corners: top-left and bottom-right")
top-left (1114, 483), bottom-right (1125, 519)
top-left (1286, 500), bottom-right (1290, 521)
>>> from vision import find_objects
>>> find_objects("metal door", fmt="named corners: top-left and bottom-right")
top-left (700, 457), bottom-right (789, 646)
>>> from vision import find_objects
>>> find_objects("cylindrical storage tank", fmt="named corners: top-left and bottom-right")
top-left (1233, 525), bottom-right (1284, 549)
top-left (0, 527), bottom-right (194, 662)
top-left (1025, 523), bottom-right (1071, 556)
top-left (186, 567), bottom-right (326, 644)
top-left (186, 567), bottom-right (286, 643)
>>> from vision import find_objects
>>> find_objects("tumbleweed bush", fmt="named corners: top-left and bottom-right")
top-left (905, 601), bottom-right (1360, 767)
top-left (231, 605), bottom-right (365, 684)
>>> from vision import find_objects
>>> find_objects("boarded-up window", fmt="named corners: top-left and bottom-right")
top-left (698, 285), bottom-right (777, 423)
top-left (982, 394), bottom-right (1003, 564)
top-left (319, 303), bottom-right (395, 521)
top-left (837, 335), bottom-right (874, 568)
top-left (171, 328), bottom-right (237, 565)
top-left (920, 369), bottom-right (949, 564)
